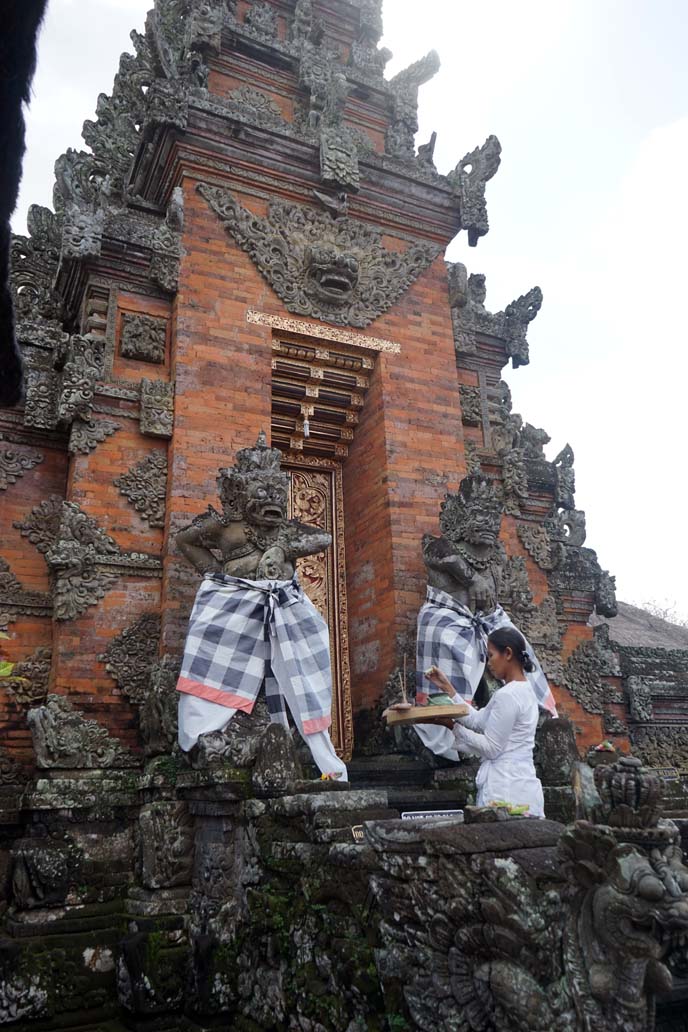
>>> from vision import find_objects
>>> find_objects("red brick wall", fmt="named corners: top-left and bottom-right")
top-left (161, 178), bottom-right (275, 650)
top-left (1, 443), bottom-right (67, 764)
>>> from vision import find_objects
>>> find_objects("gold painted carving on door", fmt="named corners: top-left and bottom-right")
top-left (287, 461), bottom-right (353, 761)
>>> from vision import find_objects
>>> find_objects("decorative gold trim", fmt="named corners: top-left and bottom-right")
top-left (284, 452), bottom-right (354, 762)
top-left (247, 309), bottom-right (401, 354)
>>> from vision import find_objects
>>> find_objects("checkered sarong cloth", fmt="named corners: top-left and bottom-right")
top-left (416, 587), bottom-right (557, 714)
top-left (176, 574), bottom-right (333, 734)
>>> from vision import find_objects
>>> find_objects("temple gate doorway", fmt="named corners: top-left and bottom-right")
top-left (270, 330), bottom-right (374, 761)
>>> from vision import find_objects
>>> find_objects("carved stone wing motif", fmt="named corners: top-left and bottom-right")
top-left (198, 183), bottom-right (441, 328)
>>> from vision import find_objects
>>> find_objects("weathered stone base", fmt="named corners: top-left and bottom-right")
top-left (2, 755), bottom-right (688, 1031)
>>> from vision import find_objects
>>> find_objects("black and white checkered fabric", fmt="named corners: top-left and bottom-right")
top-left (416, 586), bottom-right (557, 714)
top-left (177, 573), bottom-right (334, 734)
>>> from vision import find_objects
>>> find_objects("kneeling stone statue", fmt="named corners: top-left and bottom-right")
top-left (175, 431), bottom-right (347, 780)
top-left (416, 474), bottom-right (557, 761)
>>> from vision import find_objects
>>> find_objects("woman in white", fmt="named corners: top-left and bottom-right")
top-left (423, 626), bottom-right (545, 817)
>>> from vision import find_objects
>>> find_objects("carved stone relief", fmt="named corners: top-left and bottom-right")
top-left (243, 1), bottom-right (278, 41)
top-left (68, 418), bottom-right (121, 455)
top-left (115, 452), bottom-right (168, 528)
top-left (10, 838), bottom-right (83, 909)
top-left (139, 802), bottom-right (194, 889)
top-left (199, 184), bottom-right (440, 328)
top-left (140, 655), bottom-right (180, 757)
top-left (100, 613), bottom-right (161, 704)
top-left (626, 677), bottom-right (654, 723)
top-left (14, 495), bottom-right (64, 556)
top-left (149, 188), bottom-right (184, 294)
top-left (630, 726), bottom-right (688, 769)
top-left (517, 521), bottom-right (562, 572)
top-left (3, 647), bottom-right (52, 706)
top-left (0, 445), bottom-right (44, 491)
top-left (120, 313), bottom-right (167, 365)
top-left (225, 86), bottom-right (287, 131)
top-left (45, 503), bottom-right (120, 621)
top-left (57, 335), bottom-right (106, 425)
top-left (458, 384), bottom-right (481, 427)
top-left (27, 694), bottom-right (138, 769)
top-left (0, 557), bottom-right (52, 630)
top-left (0, 747), bottom-right (28, 786)
top-left (562, 628), bottom-right (621, 716)
top-left (140, 379), bottom-right (175, 438)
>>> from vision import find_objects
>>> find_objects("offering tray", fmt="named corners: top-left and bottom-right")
top-left (385, 702), bottom-right (468, 727)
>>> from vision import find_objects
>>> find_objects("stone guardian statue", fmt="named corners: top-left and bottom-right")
top-left (174, 432), bottom-right (347, 780)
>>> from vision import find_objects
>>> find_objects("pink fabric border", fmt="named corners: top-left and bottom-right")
top-left (302, 715), bottom-right (332, 734)
top-left (176, 676), bottom-right (255, 713)
top-left (177, 677), bottom-right (332, 735)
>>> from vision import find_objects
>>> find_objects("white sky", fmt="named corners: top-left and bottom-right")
top-left (13, 0), bottom-right (688, 617)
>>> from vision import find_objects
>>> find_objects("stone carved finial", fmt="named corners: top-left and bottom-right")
top-left (10, 205), bottom-right (63, 327)
top-left (448, 135), bottom-right (502, 246)
top-left (386, 51), bottom-right (440, 161)
top-left (28, 694), bottom-right (138, 769)
top-left (449, 262), bottom-right (543, 368)
top-left (199, 184), bottom-right (440, 328)
top-left (177, 431), bottom-right (332, 582)
top-left (593, 756), bottom-right (663, 830)
top-left (503, 286), bottom-right (544, 368)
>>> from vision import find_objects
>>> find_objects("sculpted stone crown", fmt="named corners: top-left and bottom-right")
top-left (439, 473), bottom-right (503, 543)
top-left (230, 430), bottom-right (283, 476)
top-left (217, 432), bottom-right (289, 520)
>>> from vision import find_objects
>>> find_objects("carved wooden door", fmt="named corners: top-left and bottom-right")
top-left (285, 460), bottom-right (353, 760)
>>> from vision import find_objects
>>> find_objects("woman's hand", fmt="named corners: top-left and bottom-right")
top-left (415, 716), bottom-right (456, 729)
top-left (425, 666), bottom-right (454, 695)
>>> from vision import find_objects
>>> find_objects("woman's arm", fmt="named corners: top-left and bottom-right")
top-left (452, 690), bottom-right (519, 760)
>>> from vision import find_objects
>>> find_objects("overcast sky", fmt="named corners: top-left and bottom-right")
top-left (13, 0), bottom-right (688, 617)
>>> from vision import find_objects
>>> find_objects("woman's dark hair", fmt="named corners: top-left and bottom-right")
top-left (487, 627), bottom-right (535, 673)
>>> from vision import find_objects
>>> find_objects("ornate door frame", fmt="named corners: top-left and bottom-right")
top-left (284, 454), bottom-right (353, 761)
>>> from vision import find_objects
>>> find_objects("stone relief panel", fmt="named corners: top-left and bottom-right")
top-left (3, 647), bottom-right (52, 706)
top-left (199, 184), bottom-right (441, 329)
top-left (458, 384), bottom-right (481, 427)
top-left (114, 452), bottom-right (168, 528)
top-left (0, 557), bottom-right (52, 630)
top-left (120, 313), bottom-right (167, 365)
top-left (100, 613), bottom-right (161, 704)
top-left (562, 627), bottom-right (621, 716)
top-left (138, 802), bottom-right (194, 889)
top-left (0, 445), bottom-right (44, 491)
top-left (68, 418), bottom-right (121, 455)
top-left (140, 379), bottom-right (174, 438)
top-left (15, 497), bottom-right (161, 621)
top-left (27, 694), bottom-right (139, 769)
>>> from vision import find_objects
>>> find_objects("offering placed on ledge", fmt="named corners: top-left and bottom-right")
top-left (489, 801), bottom-right (530, 816)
